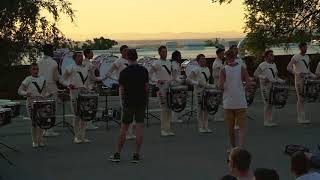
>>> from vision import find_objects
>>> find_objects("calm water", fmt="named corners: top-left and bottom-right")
top-left (93, 45), bottom-right (320, 60)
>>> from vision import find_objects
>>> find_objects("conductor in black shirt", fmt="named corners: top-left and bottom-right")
top-left (109, 49), bottom-right (149, 163)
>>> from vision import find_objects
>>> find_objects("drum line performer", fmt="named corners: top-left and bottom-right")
top-left (287, 42), bottom-right (316, 124)
top-left (149, 46), bottom-right (180, 136)
top-left (254, 50), bottom-right (285, 127)
top-left (62, 51), bottom-right (107, 143)
top-left (106, 45), bottom-right (136, 140)
top-left (37, 44), bottom-right (61, 137)
top-left (211, 48), bottom-right (225, 122)
top-left (187, 54), bottom-right (213, 133)
top-left (18, 63), bottom-right (50, 148)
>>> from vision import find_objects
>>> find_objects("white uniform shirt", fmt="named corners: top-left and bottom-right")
top-left (63, 64), bottom-right (90, 89)
top-left (212, 58), bottom-right (224, 84)
top-left (255, 61), bottom-right (279, 84)
top-left (291, 54), bottom-right (311, 77)
top-left (18, 76), bottom-right (48, 98)
top-left (82, 58), bottom-right (103, 90)
top-left (109, 57), bottom-right (129, 80)
top-left (151, 59), bottom-right (179, 81)
top-left (188, 66), bottom-right (211, 86)
top-left (296, 172), bottom-right (320, 180)
top-left (37, 56), bottom-right (60, 93)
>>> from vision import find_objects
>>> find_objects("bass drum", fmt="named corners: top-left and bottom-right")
top-left (185, 59), bottom-right (199, 77)
top-left (139, 57), bottom-right (158, 97)
top-left (95, 54), bottom-right (119, 88)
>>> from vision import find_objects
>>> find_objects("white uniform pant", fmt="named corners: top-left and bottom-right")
top-left (260, 84), bottom-right (273, 123)
top-left (26, 99), bottom-right (44, 144)
top-left (70, 89), bottom-right (87, 140)
top-left (295, 78), bottom-right (306, 121)
top-left (158, 83), bottom-right (172, 132)
top-left (195, 88), bottom-right (209, 129)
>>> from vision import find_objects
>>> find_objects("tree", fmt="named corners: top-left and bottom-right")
top-left (0, 0), bottom-right (75, 66)
top-left (212, 0), bottom-right (320, 58)
top-left (82, 37), bottom-right (118, 50)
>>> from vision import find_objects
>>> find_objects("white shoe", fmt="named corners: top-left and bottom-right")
top-left (126, 134), bottom-right (136, 140)
top-left (82, 138), bottom-right (91, 143)
top-left (32, 142), bottom-right (39, 148)
top-left (205, 128), bottom-right (213, 133)
top-left (298, 119), bottom-right (311, 124)
top-left (74, 137), bottom-right (82, 144)
top-left (168, 131), bottom-right (175, 136)
top-left (161, 131), bottom-right (170, 137)
top-left (39, 142), bottom-right (46, 147)
top-left (43, 130), bottom-right (59, 137)
top-left (234, 125), bottom-right (240, 130)
top-left (199, 128), bottom-right (207, 133)
top-left (264, 122), bottom-right (278, 127)
top-left (86, 122), bottom-right (99, 130)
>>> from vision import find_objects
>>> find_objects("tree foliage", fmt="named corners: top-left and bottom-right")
top-left (0, 0), bottom-right (75, 66)
top-left (82, 37), bottom-right (118, 50)
top-left (212, 0), bottom-right (320, 58)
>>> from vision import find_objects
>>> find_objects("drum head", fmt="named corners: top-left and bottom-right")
top-left (185, 59), bottom-right (199, 76)
top-left (97, 55), bottom-right (118, 88)
top-left (139, 57), bottom-right (158, 84)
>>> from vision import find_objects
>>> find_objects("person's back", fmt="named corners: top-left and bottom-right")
top-left (119, 64), bottom-right (148, 107)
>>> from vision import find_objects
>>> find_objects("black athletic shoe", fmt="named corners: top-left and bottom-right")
top-left (131, 153), bottom-right (140, 163)
top-left (109, 153), bottom-right (120, 162)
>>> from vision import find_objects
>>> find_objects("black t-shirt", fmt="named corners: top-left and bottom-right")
top-left (119, 64), bottom-right (149, 107)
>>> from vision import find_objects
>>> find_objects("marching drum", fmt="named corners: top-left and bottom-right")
top-left (202, 85), bottom-right (222, 115)
top-left (269, 82), bottom-right (289, 109)
top-left (244, 79), bottom-right (257, 106)
top-left (0, 108), bottom-right (12, 127)
top-left (31, 99), bottom-right (56, 129)
top-left (167, 83), bottom-right (188, 112)
top-left (0, 100), bottom-right (20, 118)
top-left (140, 57), bottom-right (159, 97)
top-left (94, 54), bottom-right (119, 88)
top-left (76, 89), bottom-right (99, 121)
top-left (185, 59), bottom-right (199, 77)
top-left (302, 79), bottom-right (320, 102)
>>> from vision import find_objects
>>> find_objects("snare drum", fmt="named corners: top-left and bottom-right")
top-left (77, 89), bottom-right (99, 121)
top-left (167, 84), bottom-right (188, 112)
top-left (202, 87), bottom-right (222, 115)
top-left (302, 79), bottom-right (320, 102)
top-left (269, 83), bottom-right (289, 109)
top-left (0, 108), bottom-right (12, 127)
top-left (31, 99), bottom-right (56, 129)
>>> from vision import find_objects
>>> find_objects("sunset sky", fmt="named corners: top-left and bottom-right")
top-left (58, 0), bottom-right (245, 41)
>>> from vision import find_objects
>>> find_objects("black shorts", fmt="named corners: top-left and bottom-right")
top-left (122, 105), bottom-right (146, 124)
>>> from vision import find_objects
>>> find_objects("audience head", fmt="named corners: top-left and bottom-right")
top-left (228, 147), bottom-right (252, 175)
top-left (127, 49), bottom-right (138, 61)
top-left (158, 45), bottom-right (167, 60)
top-left (291, 151), bottom-right (310, 177)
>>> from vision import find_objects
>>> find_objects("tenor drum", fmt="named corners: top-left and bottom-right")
top-left (0, 108), bottom-right (12, 127)
top-left (95, 54), bottom-right (119, 88)
top-left (302, 79), bottom-right (320, 102)
top-left (167, 84), bottom-right (188, 112)
top-left (269, 83), bottom-right (289, 109)
top-left (77, 89), bottom-right (99, 121)
top-left (139, 57), bottom-right (158, 85)
top-left (185, 59), bottom-right (199, 77)
top-left (0, 100), bottom-right (20, 117)
top-left (31, 99), bottom-right (56, 129)
top-left (202, 86), bottom-right (222, 115)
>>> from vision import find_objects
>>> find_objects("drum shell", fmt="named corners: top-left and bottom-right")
top-left (302, 79), bottom-right (320, 102)
top-left (31, 100), bottom-right (56, 129)
top-left (203, 88), bottom-right (222, 115)
top-left (167, 85), bottom-right (188, 112)
top-left (269, 84), bottom-right (289, 108)
top-left (0, 108), bottom-right (12, 127)
top-left (76, 91), bottom-right (99, 121)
